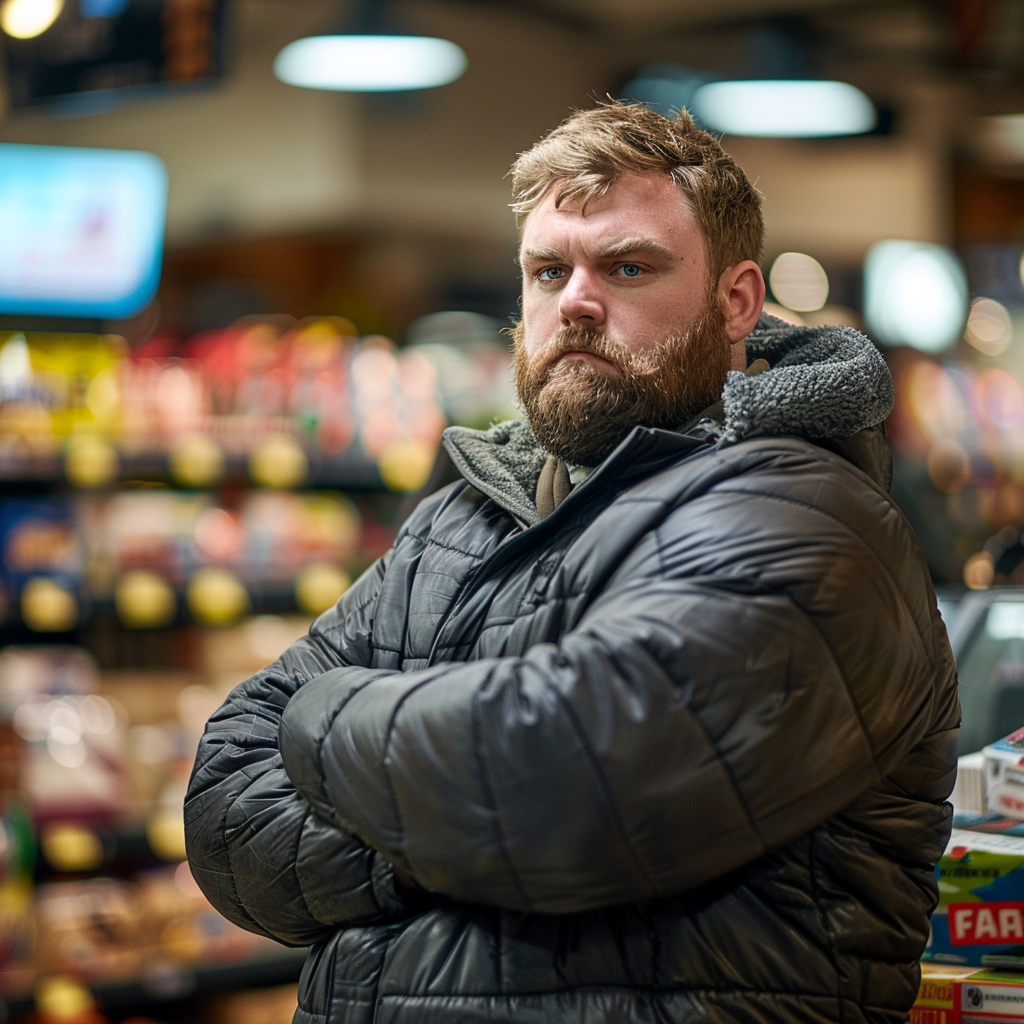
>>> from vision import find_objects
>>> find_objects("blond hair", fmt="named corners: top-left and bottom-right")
top-left (510, 102), bottom-right (764, 279)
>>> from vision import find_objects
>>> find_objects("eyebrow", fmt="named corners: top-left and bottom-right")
top-left (518, 237), bottom-right (677, 265)
top-left (595, 237), bottom-right (677, 261)
top-left (518, 245), bottom-right (565, 265)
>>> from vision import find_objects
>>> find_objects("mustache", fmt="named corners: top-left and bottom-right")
top-left (531, 324), bottom-right (661, 378)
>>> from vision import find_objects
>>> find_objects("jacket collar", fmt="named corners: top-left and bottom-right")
top-left (442, 419), bottom-right (707, 527)
top-left (441, 313), bottom-right (894, 523)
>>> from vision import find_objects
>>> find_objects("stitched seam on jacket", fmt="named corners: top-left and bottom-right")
top-left (313, 552), bottom-right (389, 642)
top-left (316, 675), bottom-right (387, 818)
top-left (316, 592), bottom-right (379, 637)
top-left (210, 766), bottom-right (274, 936)
top-left (472, 683), bottom-right (533, 909)
top-left (221, 660), bottom-right (327, 727)
top-left (783, 592), bottom-right (884, 773)
top-left (544, 675), bottom-right (660, 901)
top-left (375, 673), bottom-right (457, 873)
top-left (369, 929), bottom-right (400, 1024)
top-left (642, 591), bottom-right (771, 855)
top-left (809, 828), bottom-right (845, 1024)
top-left (405, 531), bottom-right (488, 561)
top-left (367, 643), bottom-right (404, 655)
top-left (292, 800), bottom-right (326, 924)
top-left (374, 984), bottom-right (861, 1001)
top-left (710, 487), bottom-right (936, 673)
top-left (220, 756), bottom-right (305, 939)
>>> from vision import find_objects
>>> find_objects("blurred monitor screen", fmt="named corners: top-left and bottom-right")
top-left (0, 144), bottom-right (167, 319)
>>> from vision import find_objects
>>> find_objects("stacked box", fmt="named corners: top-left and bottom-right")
top-left (916, 964), bottom-right (1024, 1022)
top-left (985, 730), bottom-right (1024, 820)
top-left (925, 818), bottom-right (1024, 969)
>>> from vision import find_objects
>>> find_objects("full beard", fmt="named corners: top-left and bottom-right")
top-left (512, 299), bottom-right (731, 467)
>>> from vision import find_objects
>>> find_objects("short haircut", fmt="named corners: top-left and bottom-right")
top-left (510, 101), bottom-right (765, 280)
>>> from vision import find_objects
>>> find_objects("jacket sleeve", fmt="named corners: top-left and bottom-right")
top-left (184, 553), bottom-right (422, 947)
top-left (278, 477), bottom-right (949, 915)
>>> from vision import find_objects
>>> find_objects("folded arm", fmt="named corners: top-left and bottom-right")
top-left (279, 488), bottom-right (940, 915)
top-left (185, 553), bottom-right (425, 946)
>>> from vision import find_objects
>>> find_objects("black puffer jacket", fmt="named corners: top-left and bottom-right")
top-left (186, 318), bottom-right (959, 1024)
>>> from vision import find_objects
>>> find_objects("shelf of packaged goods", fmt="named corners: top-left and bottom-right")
top-left (0, 449), bottom-right (387, 491)
top-left (0, 945), bottom-right (309, 1020)
top-left (34, 822), bottom-right (170, 884)
top-left (0, 574), bottom-right (387, 636)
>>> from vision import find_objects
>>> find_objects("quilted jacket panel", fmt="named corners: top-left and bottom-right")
top-left (186, 427), bottom-right (958, 1024)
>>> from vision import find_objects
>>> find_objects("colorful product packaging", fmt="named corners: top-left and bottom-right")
top-left (985, 730), bottom-right (1024, 821)
top-left (925, 816), bottom-right (1024, 968)
top-left (915, 964), bottom-right (1024, 1022)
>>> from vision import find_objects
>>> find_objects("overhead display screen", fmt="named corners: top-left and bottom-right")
top-left (0, 144), bottom-right (168, 319)
top-left (3, 0), bottom-right (226, 110)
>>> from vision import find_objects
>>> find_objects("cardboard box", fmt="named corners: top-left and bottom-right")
top-left (925, 820), bottom-right (1024, 968)
top-left (985, 730), bottom-right (1024, 821)
top-left (913, 965), bottom-right (977, 1024)
top-left (916, 964), bottom-right (1024, 1023)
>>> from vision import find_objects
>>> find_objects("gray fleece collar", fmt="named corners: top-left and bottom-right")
top-left (442, 419), bottom-right (548, 527)
top-left (719, 311), bottom-right (894, 444)
top-left (442, 313), bottom-right (894, 517)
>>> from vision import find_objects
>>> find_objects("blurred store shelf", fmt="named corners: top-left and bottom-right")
top-left (0, 448), bottom-right (387, 491)
top-left (0, 945), bottom-right (309, 1021)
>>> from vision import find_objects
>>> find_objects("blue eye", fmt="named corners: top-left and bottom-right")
top-left (539, 267), bottom-right (565, 281)
top-left (619, 263), bottom-right (643, 278)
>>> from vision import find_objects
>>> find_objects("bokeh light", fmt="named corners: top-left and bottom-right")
top-left (964, 550), bottom-right (996, 590)
top-left (0, 0), bottom-right (63, 39)
top-left (976, 369), bottom-right (1024, 430)
top-left (965, 297), bottom-right (1013, 356)
top-left (274, 36), bottom-right (468, 92)
top-left (692, 80), bottom-right (876, 138)
top-left (864, 241), bottom-right (968, 353)
top-left (769, 252), bottom-right (829, 312)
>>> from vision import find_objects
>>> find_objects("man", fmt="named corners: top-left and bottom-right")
top-left (186, 103), bottom-right (959, 1024)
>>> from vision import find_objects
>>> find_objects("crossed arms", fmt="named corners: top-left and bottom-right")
top-left (185, 474), bottom-right (941, 945)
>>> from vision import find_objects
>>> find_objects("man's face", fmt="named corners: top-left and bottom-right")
top-left (515, 171), bottom-right (730, 466)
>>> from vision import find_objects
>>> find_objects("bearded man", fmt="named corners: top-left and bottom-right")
top-left (186, 103), bottom-right (959, 1024)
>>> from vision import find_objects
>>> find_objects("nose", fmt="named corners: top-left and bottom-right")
top-left (558, 267), bottom-right (606, 328)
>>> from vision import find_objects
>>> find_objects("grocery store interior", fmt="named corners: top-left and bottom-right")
top-left (2, 0), bottom-right (1024, 1020)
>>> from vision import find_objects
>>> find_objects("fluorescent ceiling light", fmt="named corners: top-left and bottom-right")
top-left (274, 35), bottom-right (467, 92)
top-left (0, 0), bottom-right (63, 39)
top-left (693, 80), bottom-right (876, 138)
top-left (864, 240), bottom-right (968, 354)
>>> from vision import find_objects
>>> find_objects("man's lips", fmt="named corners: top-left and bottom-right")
top-left (555, 350), bottom-right (618, 371)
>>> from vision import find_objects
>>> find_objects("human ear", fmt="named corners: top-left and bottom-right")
top-left (718, 261), bottom-right (766, 358)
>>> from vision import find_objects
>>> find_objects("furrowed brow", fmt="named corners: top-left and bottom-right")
top-left (518, 245), bottom-right (566, 265)
top-left (595, 237), bottom-right (677, 261)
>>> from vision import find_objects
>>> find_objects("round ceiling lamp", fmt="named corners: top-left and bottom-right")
top-left (0, 0), bottom-right (64, 39)
top-left (274, 34), bottom-right (467, 92)
top-left (692, 80), bottom-right (876, 138)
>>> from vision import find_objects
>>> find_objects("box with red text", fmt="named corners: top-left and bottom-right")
top-left (924, 822), bottom-right (1024, 969)
top-left (916, 964), bottom-right (1024, 1023)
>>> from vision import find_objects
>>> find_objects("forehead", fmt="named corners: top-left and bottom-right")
top-left (519, 172), bottom-right (704, 257)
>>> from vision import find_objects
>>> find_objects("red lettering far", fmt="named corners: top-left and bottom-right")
top-left (950, 902), bottom-right (1024, 944)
